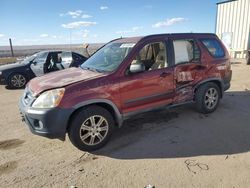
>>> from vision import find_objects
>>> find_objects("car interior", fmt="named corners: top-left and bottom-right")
top-left (173, 39), bottom-right (200, 64)
top-left (44, 52), bottom-right (64, 73)
top-left (131, 42), bottom-right (167, 71)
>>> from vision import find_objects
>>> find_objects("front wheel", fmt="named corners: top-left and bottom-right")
top-left (195, 83), bottom-right (220, 114)
top-left (68, 106), bottom-right (114, 151)
top-left (8, 73), bottom-right (27, 89)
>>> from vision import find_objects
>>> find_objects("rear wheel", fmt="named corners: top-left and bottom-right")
top-left (195, 82), bottom-right (220, 114)
top-left (68, 106), bottom-right (114, 151)
top-left (8, 73), bottom-right (27, 89)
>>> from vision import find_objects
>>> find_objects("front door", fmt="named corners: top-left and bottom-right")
top-left (119, 40), bottom-right (174, 114)
top-left (30, 52), bottom-right (48, 76)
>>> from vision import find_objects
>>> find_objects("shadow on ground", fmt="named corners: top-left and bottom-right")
top-left (4, 85), bottom-right (24, 90)
top-left (0, 82), bottom-right (24, 90)
top-left (92, 91), bottom-right (250, 159)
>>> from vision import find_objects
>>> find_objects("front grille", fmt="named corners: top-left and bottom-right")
top-left (22, 87), bottom-right (35, 106)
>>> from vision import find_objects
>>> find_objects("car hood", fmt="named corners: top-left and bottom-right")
top-left (28, 67), bottom-right (105, 96)
top-left (0, 62), bottom-right (25, 71)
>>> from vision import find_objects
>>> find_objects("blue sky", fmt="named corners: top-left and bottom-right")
top-left (0, 0), bottom-right (220, 46)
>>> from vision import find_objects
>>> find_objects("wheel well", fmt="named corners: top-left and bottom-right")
top-left (66, 103), bottom-right (119, 132)
top-left (7, 72), bottom-right (28, 81)
top-left (194, 80), bottom-right (223, 98)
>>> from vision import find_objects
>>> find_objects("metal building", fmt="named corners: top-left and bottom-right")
top-left (216, 0), bottom-right (250, 58)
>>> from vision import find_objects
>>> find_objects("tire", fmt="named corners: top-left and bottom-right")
top-left (195, 82), bottom-right (220, 114)
top-left (7, 73), bottom-right (27, 89)
top-left (68, 105), bottom-right (115, 151)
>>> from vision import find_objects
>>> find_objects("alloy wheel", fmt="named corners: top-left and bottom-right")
top-left (11, 74), bottom-right (26, 88)
top-left (204, 88), bottom-right (218, 110)
top-left (79, 115), bottom-right (109, 146)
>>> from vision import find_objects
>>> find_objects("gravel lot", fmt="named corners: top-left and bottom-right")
top-left (0, 61), bottom-right (250, 188)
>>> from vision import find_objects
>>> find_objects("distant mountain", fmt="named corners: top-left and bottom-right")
top-left (0, 43), bottom-right (104, 58)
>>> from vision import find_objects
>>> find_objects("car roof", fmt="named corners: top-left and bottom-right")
top-left (113, 33), bottom-right (217, 43)
top-left (112, 36), bottom-right (143, 43)
top-left (38, 50), bottom-right (64, 53)
top-left (36, 50), bottom-right (84, 55)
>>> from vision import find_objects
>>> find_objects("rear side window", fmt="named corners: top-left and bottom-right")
top-left (61, 52), bottom-right (73, 61)
top-left (200, 38), bottom-right (225, 58)
top-left (173, 39), bottom-right (200, 65)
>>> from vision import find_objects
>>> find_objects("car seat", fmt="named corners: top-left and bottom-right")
top-left (150, 50), bottom-right (166, 70)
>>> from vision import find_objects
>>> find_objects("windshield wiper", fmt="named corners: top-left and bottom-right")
top-left (89, 67), bottom-right (103, 73)
top-left (81, 66), bottom-right (90, 71)
top-left (81, 66), bottom-right (103, 73)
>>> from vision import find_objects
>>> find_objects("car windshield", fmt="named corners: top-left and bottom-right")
top-left (21, 53), bottom-right (39, 64)
top-left (81, 42), bottom-right (135, 72)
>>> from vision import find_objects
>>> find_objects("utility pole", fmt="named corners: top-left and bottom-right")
top-left (69, 30), bottom-right (72, 50)
top-left (9, 38), bottom-right (14, 57)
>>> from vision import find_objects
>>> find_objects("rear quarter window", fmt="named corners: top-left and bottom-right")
top-left (73, 53), bottom-right (87, 61)
top-left (200, 38), bottom-right (225, 58)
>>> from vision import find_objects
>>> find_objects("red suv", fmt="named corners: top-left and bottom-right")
top-left (19, 33), bottom-right (232, 151)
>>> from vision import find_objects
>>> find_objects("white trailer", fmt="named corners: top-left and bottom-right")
top-left (216, 0), bottom-right (250, 59)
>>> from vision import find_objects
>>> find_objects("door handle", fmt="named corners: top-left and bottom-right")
top-left (160, 72), bottom-right (171, 78)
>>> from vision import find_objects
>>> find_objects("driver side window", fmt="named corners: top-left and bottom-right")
top-left (33, 52), bottom-right (48, 64)
top-left (131, 42), bottom-right (167, 71)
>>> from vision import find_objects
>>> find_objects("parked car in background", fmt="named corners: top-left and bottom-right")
top-left (19, 33), bottom-right (232, 151)
top-left (0, 51), bottom-right (87, 88)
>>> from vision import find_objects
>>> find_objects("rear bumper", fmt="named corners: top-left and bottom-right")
top-left (223, 83), bottom-right (230, 91)
top-left (223, 70), bottom-right (232, 91)
top-left (19, 98), bottom-right (73, 140)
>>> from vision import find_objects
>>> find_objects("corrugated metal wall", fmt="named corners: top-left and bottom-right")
top-left (216, 0), bottom-right (250, 58)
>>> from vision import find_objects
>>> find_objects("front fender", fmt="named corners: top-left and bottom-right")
top-left (73, 99), bottom-right (123, 127)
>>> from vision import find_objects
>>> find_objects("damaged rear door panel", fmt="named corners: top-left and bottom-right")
top-left (169, 36), bottom-right (207, 103)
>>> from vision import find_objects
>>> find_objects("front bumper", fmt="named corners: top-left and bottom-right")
top-left (19, 98), bottom-right (73, 140)
top-left (0, 75), bottom-right (6, 84)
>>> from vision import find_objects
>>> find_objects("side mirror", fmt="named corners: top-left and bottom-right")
top-left (129, 62), bottom-right (145, 74)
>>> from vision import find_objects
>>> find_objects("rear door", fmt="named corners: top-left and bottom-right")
top-left (61, 52), bottom-right (73, 68)
top-left (119, 39), bottom-right (175, 114)
top-left (170, 37), bottom-right (205, 103)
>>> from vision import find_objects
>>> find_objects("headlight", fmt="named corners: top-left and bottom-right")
top-left (32, 88), bottom-right (65, 108)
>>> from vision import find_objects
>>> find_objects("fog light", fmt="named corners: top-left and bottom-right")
top-left (34, 120), bottom-right (44, 130)
top-left (38, 121), bottom-right (44, 130)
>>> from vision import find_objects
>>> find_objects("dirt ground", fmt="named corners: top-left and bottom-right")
top-left (0, 60), bottom-right (250, 188)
